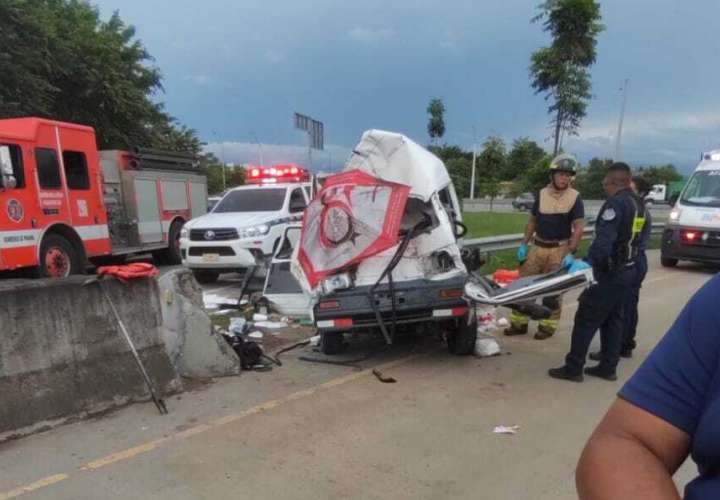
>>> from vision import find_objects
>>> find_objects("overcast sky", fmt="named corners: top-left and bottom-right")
top-left (94, 0), bottom-right (720, 173)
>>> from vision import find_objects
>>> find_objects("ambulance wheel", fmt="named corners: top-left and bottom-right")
top-left (193, 270), bottom-right (219, 284)
top-left (153, 220), bottom-right (183, 265)
top-left (320, 332), bottom-right (345, 355)
top-left (447, 315), bottom-right (477, 355)
top-left (661, 256), bottom-right (678, 268)
top-left (37, 234), bottom-right (81, 278)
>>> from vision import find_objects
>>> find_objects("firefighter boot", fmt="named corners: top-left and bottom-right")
top-left (535, 319), bottom-right (558, 340)
top-left (505, 310), bottom-right (529, 336)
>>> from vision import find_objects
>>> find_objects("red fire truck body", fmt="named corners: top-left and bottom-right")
top-left (0, 118), bottom-right (207, 277)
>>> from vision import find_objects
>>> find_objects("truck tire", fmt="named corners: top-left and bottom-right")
top-left (36, 234), bottom-right (81, 278)
top-left (661, 256), bottom-right (678, 268)
top-left (153, 220), bottom-right (184, 265)
top-left (193, 270), bottom-right (219, 284)
top-left (320, 331), bottom-right (345, 355)
top-left (447, 314), bottom-right (477, 355)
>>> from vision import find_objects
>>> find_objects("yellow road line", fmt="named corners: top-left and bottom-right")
top-left (0, 474), bottom-right (69, 500)
top-left (0, 353), bottom-right (423, 500)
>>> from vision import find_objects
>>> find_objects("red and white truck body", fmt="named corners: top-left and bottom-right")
top-left (0, 118), bottom-right (206, 277)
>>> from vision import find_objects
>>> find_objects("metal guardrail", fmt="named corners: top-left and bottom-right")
top-left (462, 222), bottom-right (665, 253)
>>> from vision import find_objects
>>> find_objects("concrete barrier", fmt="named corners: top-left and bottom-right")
top-left (158, 269), bottom-right (241, 378)
top-left (0, 276), bottom-right (182, 440)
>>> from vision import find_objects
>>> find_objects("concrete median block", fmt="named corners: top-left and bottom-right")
top-left (158, 269), bottom-right (241, 378)
top-left (0, 276), bottom-right (182, 440)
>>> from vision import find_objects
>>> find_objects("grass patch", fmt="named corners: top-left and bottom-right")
top-left (463, 212), bottom-right (529, 238)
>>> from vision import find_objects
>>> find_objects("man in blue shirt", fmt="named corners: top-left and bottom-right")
top-left (550, 162), bottom-right (644, 382)
top-left (577, 274), bottom-right (720, 499)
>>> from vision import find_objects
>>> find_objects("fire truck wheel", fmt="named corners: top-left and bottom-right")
top-left (193, 270), bottom-right (219, 284)
top-left (153, 220), bottom-right (184, 265)
top-left (447, 314), bottom-right (477, 355)
top-left (38, 234), bottom-right (80, 278)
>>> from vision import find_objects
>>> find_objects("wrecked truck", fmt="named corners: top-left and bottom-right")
top-left (289, 130), bottom-right (480, 354)
top-left (284, 130), bottom-right (594, 355)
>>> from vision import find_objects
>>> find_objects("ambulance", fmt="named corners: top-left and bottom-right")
top-left (661, 150), bottom-right (720, 267)
top-left (0, 118), bottom-right (206, 278)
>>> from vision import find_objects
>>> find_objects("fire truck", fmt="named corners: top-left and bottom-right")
top-left (0, 118), bottom-right (207, 277)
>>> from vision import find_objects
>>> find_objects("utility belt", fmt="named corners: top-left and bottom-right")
top-left (533, 238), bottom-right (568, 249)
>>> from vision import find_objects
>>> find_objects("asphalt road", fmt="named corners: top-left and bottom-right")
top-left (0, 251), bottom-right (713, 500)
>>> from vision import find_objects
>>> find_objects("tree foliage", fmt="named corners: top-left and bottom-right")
top-left (635, 164), bottom-right (683, 187)
top-left (202, 153), bottom-right (246, 195)
top-left (0, 0), bottom-right (201, 154)
top-left (426, 98), bottom-right (446, 143)
top-left (530, 0), bottom-right (604, 154)
top-left (506, 137), bottom-right (547, 181)
top-left (574, 157), bottom-right (611, 199)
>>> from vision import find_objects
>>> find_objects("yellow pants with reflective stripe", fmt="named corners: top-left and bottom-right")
top-left (509, 244), bottom-right (568, 334)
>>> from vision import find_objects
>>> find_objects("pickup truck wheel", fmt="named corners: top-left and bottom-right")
top-left (661, 256), bottom-right (678, 268)
top-left (36, 234), bottom-right (81, 278)
top-left (193, 270), bottom-right (220, 284)
top-left (320, 332), bottom-right (345, 355)
top-left (447, 315), bottom-right (477, 355)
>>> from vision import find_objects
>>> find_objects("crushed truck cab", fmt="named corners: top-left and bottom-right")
top-left (287, 130), bottom-right (593, 356)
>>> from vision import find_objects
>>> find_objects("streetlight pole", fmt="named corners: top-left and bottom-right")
top-left (470, 126), bottom-right (478, 199)
top-left (614, 78), bottom-right (630, 161)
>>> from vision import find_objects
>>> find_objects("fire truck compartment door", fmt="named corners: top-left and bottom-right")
top-left (134, 178), bottom-right (163, 243)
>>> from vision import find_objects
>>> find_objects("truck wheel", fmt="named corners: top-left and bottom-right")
top-left (447, 315), bottom-right (477, 355)
top-left (193, 270), bottom-right (219, 284)
top-left (153, 220), bottom-right (184, 265)
top-left (37, 234), bottom-right (81, 278)
top-left (661, 257), bottom-right (678, 268)
top-left (320, 331), bottom-right (345, 355)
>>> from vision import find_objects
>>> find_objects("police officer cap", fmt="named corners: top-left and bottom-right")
top-left (608, 161), bottom-right (631, 173)
top-left (549, 154), bottom-right (578, 175)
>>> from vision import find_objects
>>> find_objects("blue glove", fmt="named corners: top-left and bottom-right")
top-left (517, 243), bottom-right (529, 263)
top-left (561, 254), bottom-right (575, 269)
top-left (568, 259), bottom-right (591, 274)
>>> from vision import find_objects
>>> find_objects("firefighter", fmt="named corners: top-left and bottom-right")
top-left (505, 154), bottom-right (585, 339)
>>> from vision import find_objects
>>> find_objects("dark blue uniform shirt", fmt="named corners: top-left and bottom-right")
top-left (621, 275), bottom-right (720, 499)
top-left (531, 194), bottom-right (584, 241)
top-left (585, 188), bottom-right (643, 284)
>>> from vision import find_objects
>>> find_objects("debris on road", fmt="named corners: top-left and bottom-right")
top-left (372, 369), bottom-right (397, 384)
top-left (248, 331), bottom-right (264, 339)
top-left (493, 425), bottom-right (520, 435)
top-left (475, 335), bottom-right (502, 357)
top-left (255, 320), bottom-right (288, 329)
top-left (309, 335), bottom-right (321, 347)
top-left (229, 317), bottom-right (248, 335)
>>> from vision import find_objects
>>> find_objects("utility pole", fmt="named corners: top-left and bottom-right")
top-left (212, 130), bottom-right (226, 191)
top-left (470, 126), bottom-right (478, 199)
top-left (614, 78), bottom-right (630, 161)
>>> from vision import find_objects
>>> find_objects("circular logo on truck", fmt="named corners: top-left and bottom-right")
top-left (204, 230), bottom-right (216, 241)
top-left (7, 199), bottom-right (23, 223)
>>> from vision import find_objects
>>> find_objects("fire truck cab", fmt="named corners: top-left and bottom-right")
top-left (0, 118), bottom-right (207, 277)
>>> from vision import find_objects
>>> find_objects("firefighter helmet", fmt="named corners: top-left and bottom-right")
top-left (549, 154), bottom-right (578, 175)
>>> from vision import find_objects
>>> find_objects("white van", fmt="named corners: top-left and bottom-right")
top-left (661, 150), bottom-right (720, 267)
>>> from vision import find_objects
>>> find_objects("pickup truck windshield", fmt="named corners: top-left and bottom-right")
top-left (214, 188), bottom-right (286, 212)
top-left (681, 171), bottom-right (720, 207)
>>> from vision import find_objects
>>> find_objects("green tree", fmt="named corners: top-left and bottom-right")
top-left (530, 0), bottom-right (604, 154)
top-left (636, 164), bottom-right (683, 187)
top-left (505, 137), bottom-right (547, 181)
top-left (445, 157), bottom-right (472, 199)
top-left (520, 155), bottom-right (553, 194)
top-left (0, 0), bottom-right (200, 153)
top-left (476, 136), bottom-right (507, 179)
top-left (426, 98), bottom-right (446, 144)
top-left (574, 157), bottom-right (611, 199)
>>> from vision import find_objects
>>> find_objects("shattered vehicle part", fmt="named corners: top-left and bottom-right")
top-left (464, 267), bottom-right (595, 306)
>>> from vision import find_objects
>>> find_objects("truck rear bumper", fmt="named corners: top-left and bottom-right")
top-left (313, 275), bottom-right (470, 331)
top-left (180, 239), bottom-right (262, 269)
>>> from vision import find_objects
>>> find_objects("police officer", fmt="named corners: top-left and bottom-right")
top-left (549, 162), bottom-right (645, 382)
top-left (505, 154), bottom-right (585, 339)
top-left (590, 176), bottom-right (652, 361)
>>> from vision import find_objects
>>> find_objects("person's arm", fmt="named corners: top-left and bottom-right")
top-left (568, 197), bottom-right (586, 253)
top-left (577, 275), bottom-right (720, 500)
top-left (523, 196), bottom-right (539, 244)
top-left (577, 398), bottom-right (689, 500)
top-left (522, 216), bottom-right (536, 244)
top-left (584, 199), bottom-right (620, 273)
